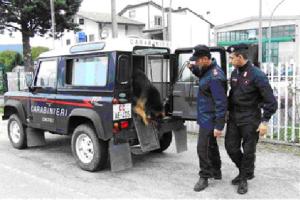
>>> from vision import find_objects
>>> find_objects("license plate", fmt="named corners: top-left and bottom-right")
top-left (113, 103), bottom-right (132, 120)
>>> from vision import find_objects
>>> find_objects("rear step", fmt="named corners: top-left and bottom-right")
top-left (133, 115), bottom-right (160, 152)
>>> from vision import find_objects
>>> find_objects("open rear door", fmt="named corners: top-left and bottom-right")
top-left (171, 47), bottom-right (227, 120)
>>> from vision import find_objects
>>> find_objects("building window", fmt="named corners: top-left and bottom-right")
top-left (129, 10), bottom-right (136, 18)
top-left (154, 16), bottom-right (162, 26)
top-left (270, 25), bottom-right (295, 38)
top-left (79, 18), bottom-right (84, 25)
top-left (263, 42), bottom-right (279, 65)
top-left (89, 34), bottom-right (95, 42)
top-left (248, 29), bottom-right (257, 40)
top-left (66, 39), bottom-right (71, 46)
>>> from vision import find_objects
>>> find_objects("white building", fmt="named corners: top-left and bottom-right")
top-left (62, 12), bottom-right (145, 47)
top-left (0, 12), bottom-right (145, 51)
top-left (119, 1), bottom-right (213, 48)
top-left (0, 1), bottom-right (213, 52)
top-left (214, 16), bottom-right (300, 65)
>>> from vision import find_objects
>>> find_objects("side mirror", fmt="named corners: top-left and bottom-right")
top-left (25, 73), bottom-right (33, 88)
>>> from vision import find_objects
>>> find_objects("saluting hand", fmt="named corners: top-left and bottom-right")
top-left (257, 122), bottom-right (268, 136)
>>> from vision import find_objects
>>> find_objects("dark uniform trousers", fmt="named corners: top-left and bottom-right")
top-left (225, 120), bottom-right (259, 178)
top-left (197, 127), bottom-right (221, 178)
top-left (225, 61), bottom-right (277, 179)
top-left (191, 63), bottom-right (227, 178)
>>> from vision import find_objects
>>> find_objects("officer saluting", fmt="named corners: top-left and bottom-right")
top-left (225, 44), bottom-right (277, 194)
top-left (188, 45), bottom-right (227, 192)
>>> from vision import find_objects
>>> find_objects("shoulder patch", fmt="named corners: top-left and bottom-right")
top-left (213, 69), bottom-right (218, 76)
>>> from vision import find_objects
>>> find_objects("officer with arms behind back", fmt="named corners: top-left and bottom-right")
top-left (225, 44), bottom-right (277, 194)
top-left (188, 45), bottom-right (227, 192)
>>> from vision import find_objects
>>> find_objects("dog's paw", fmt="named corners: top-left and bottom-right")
top-left (143, 119), bottom-right (149, 126)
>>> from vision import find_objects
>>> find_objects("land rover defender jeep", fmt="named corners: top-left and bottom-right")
top-left (3, 39), bottom-right (226, 172)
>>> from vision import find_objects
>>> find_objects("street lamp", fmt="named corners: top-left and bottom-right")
top-left (206, 11), bottom-right (211, 46)
top-left (268, 0), bottom-right (286, 63)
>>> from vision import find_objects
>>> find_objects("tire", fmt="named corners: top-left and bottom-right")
top-left (152, 131), bottom-right (172, 153)
top-left (7, 114), bottom-right (27, 149)
top-left (71, 124), bottom-right (108, 172)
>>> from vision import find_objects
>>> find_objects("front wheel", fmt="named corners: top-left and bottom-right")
top-left (152, 131), bottom-right (172, 153)
top-left (7, 114), bottom-right (27, 149)
top-left (71, 124), bottom-right (108, 172)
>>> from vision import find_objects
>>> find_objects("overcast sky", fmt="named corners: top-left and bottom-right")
top-left (80, 0), bottom-right (300, 25)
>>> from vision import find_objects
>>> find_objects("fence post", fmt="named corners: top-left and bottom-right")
top-left (277, 63), bottom-right (281, 140)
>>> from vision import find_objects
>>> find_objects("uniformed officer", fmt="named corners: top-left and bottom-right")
top-left (225, 43), bottom-right (277, 194)
top-left (188, 45), bottom-right (227, 192)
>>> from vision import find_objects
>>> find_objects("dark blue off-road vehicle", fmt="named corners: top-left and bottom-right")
top-left (3, 39), bottom-right (226, 172)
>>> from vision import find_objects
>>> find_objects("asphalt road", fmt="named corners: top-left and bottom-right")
top-left (0, 119), bottom-right (299, 199)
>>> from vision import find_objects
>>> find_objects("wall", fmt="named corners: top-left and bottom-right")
top-left (279, 42), bottom-right (295, 63)
top-left (215, 18), bottom-right (296, 33)
top-left (122, 4), bottom-right (167, 30)
top-left (171, 11), bottom-right (209, 49)
top-left (122, 5), bottom-right (210, 48)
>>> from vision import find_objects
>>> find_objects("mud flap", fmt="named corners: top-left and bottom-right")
top-left (109, 140), bottom-right (133, 172)
top-left (173, 125), bottom-right (187, 153)
top-left (26, 128), bottom-right (46, 147)
top-left (133, 116), bottom-right (160, 152)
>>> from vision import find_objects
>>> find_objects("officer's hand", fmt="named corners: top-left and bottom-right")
top-left (214, 129), bottom-right (222, 138)
top-left (256, 122), bottom-right (268, 136)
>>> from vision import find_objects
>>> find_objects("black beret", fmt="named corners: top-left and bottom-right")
top-left (226, 43), bottom-right (249, 53)
top-left (189, 44), bottom-right (211, 61)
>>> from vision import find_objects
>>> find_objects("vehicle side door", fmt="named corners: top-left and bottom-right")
top-left (28, 58), bottom-right (58, 131)
top-left (171, 47), bottom-right (227, 120)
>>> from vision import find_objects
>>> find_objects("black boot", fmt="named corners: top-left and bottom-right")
top-left (231, 174), bottom-right (241, 185)
top-left (237, 179), bottom-right (248, 194)
top-left (194, 177), bottom-right (208, 192)
top-left (213, 170), bottom-right (222, 180)
top-left (232, 173), bottom-right (255, 185)
top-left (246, 172), bottom-right (255, 180)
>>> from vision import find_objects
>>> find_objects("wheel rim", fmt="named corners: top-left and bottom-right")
top-left (9, 121), bottom-right (21, 144)
top-left (75, 133), bottom-right (94, 164)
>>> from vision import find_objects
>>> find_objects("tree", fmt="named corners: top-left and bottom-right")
top-left (31, 46), bottom-right (50, 61)
top-left (0, 0), bottom-right (82, 71)
top-left (0, 50), bottom-right (23, 73)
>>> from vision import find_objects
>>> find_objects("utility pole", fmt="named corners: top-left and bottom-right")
top-left (167, 0), bottom-right (172, 41)
top-left (50, 0), bottom-right (56, 49)
top-left (258, 0), bottom-right (263, 64)
top-left (111, 0), bottom-right (118, 38)
top-left (148, 0), bottom-right (150, 29)
top-left (161, 0), bottom-right (165, 40)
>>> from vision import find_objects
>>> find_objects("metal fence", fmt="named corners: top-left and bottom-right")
top-left (186, 61), bottom-right (300, 144)
top-left (6, 72), bottom-right (32, 91)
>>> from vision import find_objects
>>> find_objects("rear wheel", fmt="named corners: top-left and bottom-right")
top-left (7, 114), bottom-right (27, 149)
top-left (152, 131), bottom-right (172, 153)
top-left (71, 124), bottom-right (108, 172)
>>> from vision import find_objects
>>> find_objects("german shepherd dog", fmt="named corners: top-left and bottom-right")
top-left (132, 69), bottom-right (164, 125)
